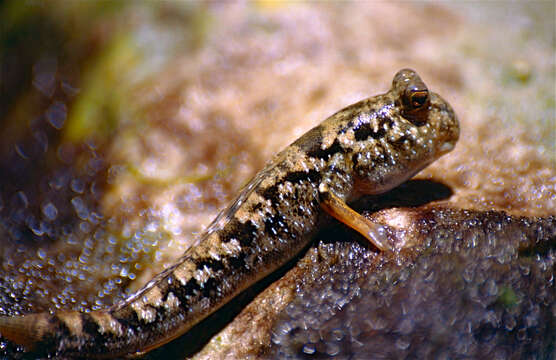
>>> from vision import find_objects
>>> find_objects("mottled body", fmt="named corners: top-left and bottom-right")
top-left (0, 69), bottom-right (459, 357)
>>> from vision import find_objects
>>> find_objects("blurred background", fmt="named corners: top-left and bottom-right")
top-left (0, 1), bottom-right (554, 359)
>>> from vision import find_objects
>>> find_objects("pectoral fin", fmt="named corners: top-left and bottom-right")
top-left (319, 187), bottom-right (392, 252)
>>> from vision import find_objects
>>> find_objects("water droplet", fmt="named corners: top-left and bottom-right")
top-left (120, 266), bottom-right (129, 277)
top-left (79, 221), bottom-right (91, 233)
top-left (27, 216), bottom-right (44, 236)
top-left (61, 80), bottom-right (80, 97)
top-left (42, 202), bottom-right (58, 221)
top-left (70, 179), bottom-right (85, 193)
top-left (57, 143), bottom-right (75, 164)
top-left (15, 191), bottom-right (29, 208)
top-left (395, 336), bottom-right (411, 350)
top-left (66, 235), bottom-right (77, 245)
top-left (90, 211), bottom-right (104, 222)
top-left (90, 181), bottom-right (102, 197)
top-left (71, 196), bottom-right (89, 220)
top-left (303, 344), bottom-right (317, 355)
top-left (14, 143), bottom-right (30, 159)
top-left (32, 56), bottom-right (57, 97)
top-left (33, 131), bottom-right (48, 153)
top-left (84, 238), bottom-right (94, 249)
top-left (325, 342), bottom-right (340, 356)
top-left (331, 329), bottom-right (344, 341)
top-left (88, 158), bottom-right (104, 173)
top-left (37, 248), bottom-right (46, 260)
top-left (423, 269), bottom-right (435, 282)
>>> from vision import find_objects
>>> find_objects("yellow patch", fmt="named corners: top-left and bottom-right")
top-left (131, 302), bottom-right (157, 324)
top-left (144, 286), bottom-right (163, 307)
top-left (173, 260), bottom-right (197, 286)
top-left (234, 192), bottom-right (269, 225)
top-left (57, 311), bottom-right (83, 336)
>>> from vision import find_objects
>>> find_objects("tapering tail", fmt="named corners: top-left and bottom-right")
top-left (0, 312), bottom-right (54, 351)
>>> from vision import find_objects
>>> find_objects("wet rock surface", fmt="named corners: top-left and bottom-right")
top-left (269, 208), bottom-right (555, 359)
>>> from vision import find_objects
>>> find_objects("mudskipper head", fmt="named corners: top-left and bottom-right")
top-left (347, 68), bottom-right (459, 195)
top-left (391, 68), bottom-right (460, 159)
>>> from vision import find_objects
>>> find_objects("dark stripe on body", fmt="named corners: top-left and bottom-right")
top-left (306, 139), bottom-right (344, 160)
top-left (196, 258), bottom-right (225, 272)
top-left (261, 171), bottom-right (322, 202)
top-left (264, 213), bottom-right (290, 238)
top-left (220, 219), bottom-right (258, 247)
top-left (354, 116), bottom-right (393, 141)
top-left (284, 169), bottom-right (321, 184)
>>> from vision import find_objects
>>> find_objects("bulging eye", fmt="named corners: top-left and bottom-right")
top-left (404, 89), bottom-right (429, 111)
top-left (393, 70), bottom-right (431, 123)
top-left (402, 88), bottom-right (430, 125)
top-left (410, 90), bottom-right (429, 109)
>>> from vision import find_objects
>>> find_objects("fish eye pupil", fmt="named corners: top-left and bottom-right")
top-left (410, 91), bottom-right (428, 109)
top-left (402, 88), bottom-right (430, 125)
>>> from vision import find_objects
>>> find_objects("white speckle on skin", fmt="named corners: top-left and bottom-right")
top-left (338, 130), bottom-right (355, 148)
top-left (173, 261), bottom-right (196, 286)
top-left (144, 286), bottom-right (163, 307)
top-left (221, 238), bottom-right (242, 256)
top-left (164, 292), bottom-right (180, 311)
top-left (89, 312), bottom-right (123, 336)
top-left (194, 265), bottom-right (212, 285)
top-left (234, 193), bottom-right (270, 225)
top-left (131, 301), bottom-right (157, 323)
top-left (208, 249), bottom-right (221, 261)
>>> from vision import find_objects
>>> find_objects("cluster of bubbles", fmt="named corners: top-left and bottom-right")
top-left (270, 210), bottom-right (555, 359)
top-left (0, 54), bottom-right (171, 315)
